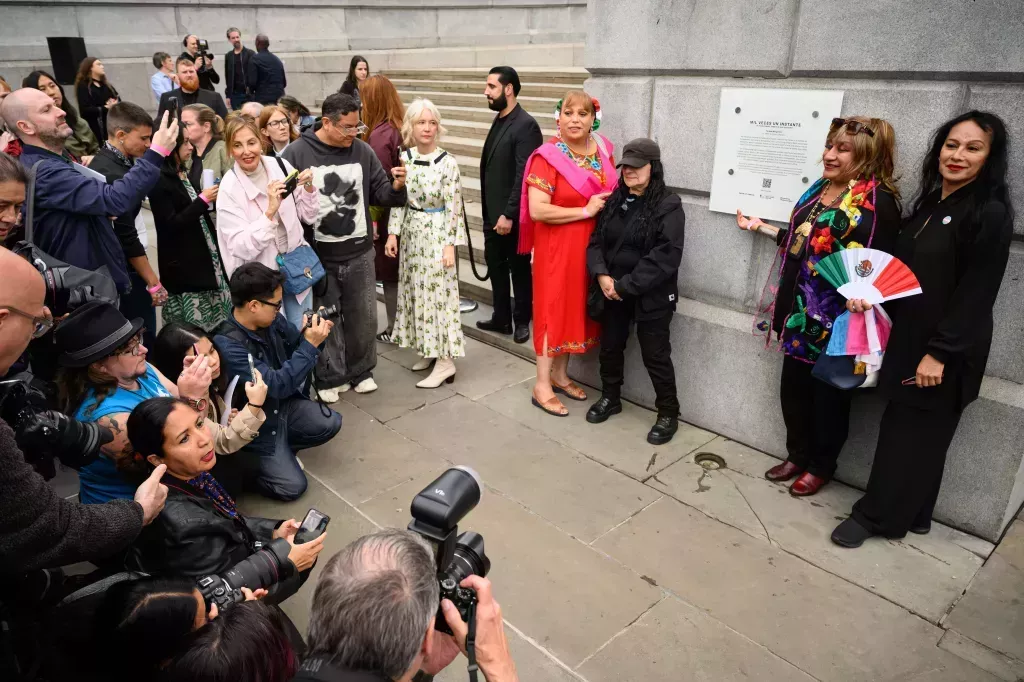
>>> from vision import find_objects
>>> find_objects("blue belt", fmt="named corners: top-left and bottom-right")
top-left (410, 206), bottom-right (445, 214)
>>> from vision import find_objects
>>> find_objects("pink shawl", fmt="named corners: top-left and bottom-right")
top-left (517, 135), bottom-right (617, 254)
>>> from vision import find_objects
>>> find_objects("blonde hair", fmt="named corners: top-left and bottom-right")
top-left (182, 103), bottom-right (225, 141)
top-left (224, 115), bottom-right (263, 151)
top-left (827, 115), bottom-right (900, 200)
top-left (400, 98), bottom-right (446, 149)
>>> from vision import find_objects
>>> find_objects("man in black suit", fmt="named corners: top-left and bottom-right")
top-left (223, 27), bottom-right (255, 110)
top-left (247, 34), bottom-right (287, 105)
top-left (157, 57), bottom-right (229, 121)
top-left (478, 66), bottom-right (543, 344)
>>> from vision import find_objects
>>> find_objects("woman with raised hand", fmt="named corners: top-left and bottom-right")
top-left (75, 57), bottom-right (120, 141)
top-left (385, 98), bottom-right (467, 388)
top-left (737, 116), bottom-right (901, 497)
top-left (832, 112), bottom-right (1014, 547)
top-left (520, 90), bottom-right (617, 417)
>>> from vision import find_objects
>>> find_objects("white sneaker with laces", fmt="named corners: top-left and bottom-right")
top-left (354, 377), bottom-right (378, 394)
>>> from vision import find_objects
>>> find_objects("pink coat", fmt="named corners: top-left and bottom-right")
top-left (215, 156), bottom-right (319, 280)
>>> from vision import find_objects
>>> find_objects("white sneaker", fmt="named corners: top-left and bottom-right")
top-left (353, 377), bottom-right (378, 394)
top-left (338, 382), bottom-right (352, 393)
top-left (317, 386), bottom-right (342, 403)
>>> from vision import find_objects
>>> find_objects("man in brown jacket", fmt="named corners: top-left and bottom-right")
top-left (0, 248), bottom-right (167, 574)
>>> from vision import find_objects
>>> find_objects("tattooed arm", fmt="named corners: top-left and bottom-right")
top-left (96, 413), bottom-right (135, 468)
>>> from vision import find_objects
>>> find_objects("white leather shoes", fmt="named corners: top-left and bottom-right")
top-left (317, 386), bottom-right (342, 403)
top-left (411, 357), bottom-right (434, 372)
top-left (416, 358), bottom-right (456, 389)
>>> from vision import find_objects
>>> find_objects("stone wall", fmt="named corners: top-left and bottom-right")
top-left (579, 0), bottom-right (1024, 542)
top-left (0, 0), bottom-right (586, 109)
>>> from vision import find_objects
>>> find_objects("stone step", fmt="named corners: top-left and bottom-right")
top-left (382, 67), bottom-right (588, 86)
top-left (459, 224), bottom-right (487, 266)
top-left (458, 255), bottom-right (492, 305)
top-left (399, 90), bottom-right (558, 117)
top-left (446, 118), bottom-right (557, 142)
top-left (462, 175), bottom-right (480, 203)
top-left (434, 104), bottom-right (557, 126)
top-left (390, 78), bottom-right (570, 99)
top-left (455, 154), bottom-right (480, 179)
top-left (439, 134), bottom-right (484, 160)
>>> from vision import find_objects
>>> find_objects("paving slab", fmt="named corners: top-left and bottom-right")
top-left (648, 436), bottom-right (986, 624)
top-left (383, 336), bottom-right (536, 401)
top-left (593, 496), bottom-right (987, 682)
top-left (479, 379), bottom-right (716, 481)
top-left (358, 473), bottom-right (663, 668)
top-left (385, 394), bottom-right (661, 543)
top-left (434, 624), bottom-right (581, 682)
top-left (238, 475), bottom-right (379, 636)
top-left (945, 520), bottom-right (1024, 661)
top-left (938, 630), bottom-right (1024, 682)
top-left (339, 355), bottom-right (455, 423)
top-left (297, 400), bottom-right (450, 504)
top-left (577, 595), bottom-right (817, 681)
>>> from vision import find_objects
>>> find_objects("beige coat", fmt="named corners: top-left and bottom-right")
top-left (208, 405), bottom-right (265, 454)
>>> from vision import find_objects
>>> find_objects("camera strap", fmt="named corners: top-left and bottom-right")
top-left (466, 600), bottom-right (479, 682)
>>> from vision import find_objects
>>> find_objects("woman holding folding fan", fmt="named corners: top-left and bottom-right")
top-left (831, 112), bottom-right (1015, 547)
top-left (736, 116), bottom-right (901, 497)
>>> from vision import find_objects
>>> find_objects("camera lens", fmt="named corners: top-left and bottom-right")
top-left (221, 547), bottom-right (281, 593)
top-left (444, 531), bottom-right (490, 583)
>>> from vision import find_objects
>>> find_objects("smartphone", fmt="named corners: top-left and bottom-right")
top-left (295, 508), bottom-right (330, 544)
top-left (166, 97), bottom-right (179, 122)
top-left (247, 352), bottom-right (256, 380)
top-left (282, 169), bottom-right (300, 196)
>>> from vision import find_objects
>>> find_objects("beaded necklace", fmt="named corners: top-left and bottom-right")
top-left (556, 140), bottom-right (602, 172)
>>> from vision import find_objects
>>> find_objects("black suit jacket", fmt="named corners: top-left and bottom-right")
top-left (247, 49), bottom-right (287, 105)
top-left (157, 87), bottom-right (228, 121)
top-left (223, 46), bottom-right (255, 100)
top-left (479, 103), bottom-right (543, 230)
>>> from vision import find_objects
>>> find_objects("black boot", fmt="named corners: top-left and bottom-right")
top-left (831, 518), bottom-right (875, 548)
top-left (647, 415), bottom-right (678, 445)
top-left (476, 317), bottom-right (512, 334)
top-left (586, 396), bottom-right (622, 424)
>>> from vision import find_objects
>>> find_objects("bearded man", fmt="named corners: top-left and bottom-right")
top-left (157, 57), bottom-right (228, 121)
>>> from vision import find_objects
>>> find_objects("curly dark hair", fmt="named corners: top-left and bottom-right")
top-left (592, 159), bottom-right (669, 249)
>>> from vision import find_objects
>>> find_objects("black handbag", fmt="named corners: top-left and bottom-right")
top-left (810, 353), bottom-right (867, 390)
top-left (587, 207), bottom-right (633, 321)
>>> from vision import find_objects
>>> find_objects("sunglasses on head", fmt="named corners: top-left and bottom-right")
top-left (830, 118), bottom-right (875, 138)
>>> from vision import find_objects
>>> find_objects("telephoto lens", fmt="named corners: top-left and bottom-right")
top-left (195, 539), bottom-right (291, 611)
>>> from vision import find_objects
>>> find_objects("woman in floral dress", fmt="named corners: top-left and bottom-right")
top-left (385, 98), bottom-right (467, 388)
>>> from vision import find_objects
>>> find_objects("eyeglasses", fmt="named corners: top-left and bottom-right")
top-left (256, 298), bottom-right (284, 311)
top-left (114, 332), bottom-right (146, 356)
top-left (338, 124), bottom-right (368, 136)
top-left (1, 305), bottom-right (53, 339)
top-left (830, 118), bottom-right (875, 138)
top-left (265, 119), bottom-right (290, 129)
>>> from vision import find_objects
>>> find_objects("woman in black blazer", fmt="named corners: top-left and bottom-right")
top-left (75, 57), bottom-right (119, 141)
top-left (149, 130), bottom-right (232, 331)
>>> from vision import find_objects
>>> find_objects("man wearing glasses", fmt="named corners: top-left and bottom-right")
top-left (283, 92), bottom-right (407, 400)
top-left (53, 300), bottom-right (215, 506)
top-left (214, 262), bottom-right (340, 501)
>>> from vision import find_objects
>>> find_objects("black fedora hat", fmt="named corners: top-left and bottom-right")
top-left (56, 301), bottom-right (144, 368)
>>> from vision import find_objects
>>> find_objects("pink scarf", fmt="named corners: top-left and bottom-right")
top-left (517, 135), bottom-right (617, 254)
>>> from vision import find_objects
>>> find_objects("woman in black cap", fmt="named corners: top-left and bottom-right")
top-left (585, 138), bottom-right (685, 444)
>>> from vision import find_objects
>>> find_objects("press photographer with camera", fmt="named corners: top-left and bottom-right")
top-left (214, 262), bottom-right (342, 501)
top-left (0, 248), bottom-right (168, 575)
top-left (296, 467), bottom-right (517, 682)
top-left (181, 34), bottom-right (220, 92)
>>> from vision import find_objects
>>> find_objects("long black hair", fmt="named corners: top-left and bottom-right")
top-left (124, 396), bottom-right (189, 475)
top-left (342, 55), bottom-right (368, 92)
top-left (22, 70), bottom-right (82, 130)
top-left (593, 159), bottom-right (669, 249)
top-left (150, 321), bottom-right (228, 399)
top-left (913, 110), bottom-right (1014, 226)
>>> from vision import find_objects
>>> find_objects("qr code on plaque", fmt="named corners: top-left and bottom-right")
top-left (762, 178), bottom-right (772, 189)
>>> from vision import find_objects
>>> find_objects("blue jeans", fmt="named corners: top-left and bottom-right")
top-left (252, 397), bottom-right (342, 501)
top-left (282, 289), bottom-right (312, 331)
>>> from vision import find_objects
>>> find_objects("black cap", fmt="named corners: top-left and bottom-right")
top-left (616, 137), bottom-right (661, 169)
top-left (56, 301), bottom-right (143, 368)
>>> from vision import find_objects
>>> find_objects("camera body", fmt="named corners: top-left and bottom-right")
top-left (196, 38), bottom-right (214, 60)
top-left (195, 538), bottom-right (290, 612)
top-left (408, 467), bottom-right (491, 634)
top-left (12, 242), bottom-right (118, 318)
top-left (303, 304), bottom-right (339, 329)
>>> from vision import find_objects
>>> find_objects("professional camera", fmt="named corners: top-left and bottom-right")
top-left (195, 538), bottom-right (291, 612)
top-left (0, 372), bottom-right (110, 479)
top-left (11, 242), bottom-right (118, 318)
top-left (303, 304), bottom-right (339, 329)
top-left (408, 466), bottom-right (491, 635)
top-left (196, 38), bottom-right (214, 60)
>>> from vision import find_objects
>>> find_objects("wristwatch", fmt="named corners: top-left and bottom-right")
top-left (183, 397), bottom-right (208, 414)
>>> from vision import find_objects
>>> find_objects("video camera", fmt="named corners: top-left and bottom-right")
top-left (0, 372), bottom-right (111, 480)
top-left (195, 538), bottom-right (291, 612)
top-left (196, 38), bottom-right (214, 60)
top-left (408, 466), bottom-right (491, 635)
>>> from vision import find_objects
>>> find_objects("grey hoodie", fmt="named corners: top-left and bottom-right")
top-left (282, 127), bottom-right (407, 263)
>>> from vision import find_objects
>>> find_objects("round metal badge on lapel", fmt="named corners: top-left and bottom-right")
top-left (942, 215), bottom-right (952, 225)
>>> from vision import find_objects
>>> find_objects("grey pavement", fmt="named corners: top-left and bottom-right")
top-left (234, 302), bottom-right (1022, 682)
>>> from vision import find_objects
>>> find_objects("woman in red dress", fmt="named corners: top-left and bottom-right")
top-left (519, 90), bottom-right (617, 416)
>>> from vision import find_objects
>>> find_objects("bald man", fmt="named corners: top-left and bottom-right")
top-left (1, 88), bottom-right (177, 294)
top-left (0, 248), bottom-right (167, 573)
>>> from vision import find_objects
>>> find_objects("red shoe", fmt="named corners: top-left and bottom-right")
top-left (765, 461), bottom-right (802, 482)
top-left (790, 472), bottom-right (828, 497)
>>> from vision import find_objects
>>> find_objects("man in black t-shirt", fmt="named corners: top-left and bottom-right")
top-left (223, 27), bottom-right (255, 110)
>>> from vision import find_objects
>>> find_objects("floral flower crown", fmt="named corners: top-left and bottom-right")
top-left (555, 97), bottom-right (602, 132)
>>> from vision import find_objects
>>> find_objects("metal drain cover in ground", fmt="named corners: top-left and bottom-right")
top-left (694, 453), bottom-right (727, 470)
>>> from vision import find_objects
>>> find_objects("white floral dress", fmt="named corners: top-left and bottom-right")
top-left (389, 147), bottom-right (467, 359)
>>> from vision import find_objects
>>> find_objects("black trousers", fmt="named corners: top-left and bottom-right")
top-left (598, 299), bottom-right (679, 417)
top-left (779, 355), bottom-right (853, 480)
top-left (852, 401), bottom-right (962, 537)
top-left (483, 227), bottom-right (532, 326)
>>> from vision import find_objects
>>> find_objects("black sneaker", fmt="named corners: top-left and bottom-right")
top-left (647, 416), bottom-right (678, 445)
top-left (586, 397), bottom-right (622, 424)
top-left (831, 518), bottom-right (875, 548)
top-left (909, 521), bottom-right (932, 535)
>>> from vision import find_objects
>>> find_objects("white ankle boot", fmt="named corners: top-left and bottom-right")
top-left (411, 357), bottom-right (434, 372)
top-left (416, 358), bottom-right (455, 389)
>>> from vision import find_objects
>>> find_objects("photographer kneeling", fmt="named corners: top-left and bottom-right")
top-left (126, 396), bottom-right (325, 604)
top-left (295, 529), bottom-right (518, 682)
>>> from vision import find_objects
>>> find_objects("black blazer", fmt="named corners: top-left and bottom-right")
top-left (88, 147), bottom-right (147, 262)
top-left (223, 46), bottom-right (255, 99)
top-left (157, 87), bottom-right (228, 121)
top-left (479, 103), bottom-right (543, 230)
top-left (247, 49), bottom-right (287, 105)
top-left (75, 80), bottom-right (118, 141)
top-left (148, 162), bottom-right (223, 293)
